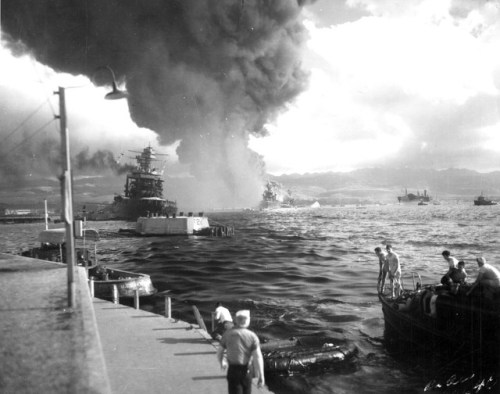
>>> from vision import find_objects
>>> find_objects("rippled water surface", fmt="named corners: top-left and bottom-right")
top-left (2, 203), bottom-right (500, 393)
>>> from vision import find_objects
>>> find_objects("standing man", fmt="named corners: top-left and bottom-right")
top-left (217, 310), bottom-right (265, 394)
top-left (466, 257), bottom-right (500, 297)
top-left (375, 247), bottom-right (389, 293)
top-left (386, 244), bottom-right (402, 298)
top-left (213, 302), bottom-right (234, 340)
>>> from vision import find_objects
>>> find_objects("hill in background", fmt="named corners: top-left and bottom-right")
top-left (270, 168), bottom-right (500, 206)
top-left (1, 168), bottom-right (500, 210)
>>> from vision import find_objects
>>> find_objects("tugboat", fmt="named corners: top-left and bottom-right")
top-left (397, 188), bottom-right (432, 203)
top-left (260, 180), bottom-right (294, 210)
top-left (85, 146), bottom-right (177, 221)
top-left (474, 192), bottom-right (497, 206)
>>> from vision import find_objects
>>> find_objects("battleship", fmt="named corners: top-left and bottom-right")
top-left (397, 188), bottom-right (432, 203)
top-left (260, 180), bottom-right (294, 210)
top-left (84, 146), bottom-right (177, 221)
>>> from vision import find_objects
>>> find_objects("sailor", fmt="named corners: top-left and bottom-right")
top-left (449, 261), bottom-right (467, 284)
top-left (466, 257), bottom-right (500, 297)
top-left (213, 302), bottom-right (234, 340)
top-left (441, 250), bottom-right (459, 273)
top-left (386, 244), bottom-right (403, 298)
top-left (374, 247), bottom-right (389, 293)
top-left (217, 310), bottom-right (265, 394)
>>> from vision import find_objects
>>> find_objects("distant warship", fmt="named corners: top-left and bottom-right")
top-left (397, 188), bottom-right (432, 203)
top-left (85, 146), bottom-right (177, 221)
top-left (260, 180), bottom-right (294, 209)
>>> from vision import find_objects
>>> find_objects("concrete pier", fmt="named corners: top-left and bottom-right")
top-left (0, 253), bottom-right (110, 394)
top-left (94, 299), bottom-right (272, 394)
top-left (0, 253), bottom-right (272, 393)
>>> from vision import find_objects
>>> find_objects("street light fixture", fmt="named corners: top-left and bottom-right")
top-left (56, 66), bottom-right (127, 308)
top-left (95, 66), bottom-right (128, 100)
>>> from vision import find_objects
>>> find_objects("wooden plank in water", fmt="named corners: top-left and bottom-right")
top-left (192, 305), bottom-right (207, 331)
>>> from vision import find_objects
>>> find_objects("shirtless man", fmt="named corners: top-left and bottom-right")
top-left (385, 244), bottom-right (402, 298)
top-left (375, 247), bottom-right (389, 293)
top-left (442, 250), bottom-right (459, 275)
top-left (467, 257), bottom-right (500, 297)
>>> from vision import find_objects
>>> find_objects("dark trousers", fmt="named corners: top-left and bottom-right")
top-left (227, 364), bottom-right (252, 394)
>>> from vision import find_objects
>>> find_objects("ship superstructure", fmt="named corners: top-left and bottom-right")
top-left (118, 146), bottom-right (177, 219)
top-left (84, 146), bottom-right (177, 221)
top-left (260, 180), bottom-right (294, 209)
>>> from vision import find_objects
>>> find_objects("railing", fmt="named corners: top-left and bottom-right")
top-left (88, 280), bottom-right (212, 332)
top-left (401, 271), bottom-right (422, 292)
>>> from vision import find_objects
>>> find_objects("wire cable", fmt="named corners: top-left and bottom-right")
top-left (1, 98), bottom-right (52, 144)
top-left (3, 117), bottom-right (56, 157)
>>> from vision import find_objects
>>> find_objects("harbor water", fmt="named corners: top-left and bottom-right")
top-left (1, 203), bottom-right (499, 393)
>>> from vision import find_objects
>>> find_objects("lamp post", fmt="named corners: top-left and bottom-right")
top-left (56, 66), bottom-right (127, 308)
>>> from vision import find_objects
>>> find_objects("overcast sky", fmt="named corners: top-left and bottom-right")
top-left (1, 0), bottom-right (500, 185)
top-left (251, 0), bottom-right (500, 174)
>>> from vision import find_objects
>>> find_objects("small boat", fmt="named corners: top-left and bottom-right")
top-left (474, 193), bottom-right (497, 206)
top-left (379, 273), bottom-right (500, 363)
top-left (417, 200), bottom-right (428, 206)
top-left (22, 227), bottom-right (157, 299)
top-left (87, 265), bottom-right (157, 299)
top-left (21, 227), bottom-right (99, 266)
top-left (260, 336), bottom-right (357, 375)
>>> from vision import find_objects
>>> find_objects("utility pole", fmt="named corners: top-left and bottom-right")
top-left (57, 87), bottom-right (76, 308)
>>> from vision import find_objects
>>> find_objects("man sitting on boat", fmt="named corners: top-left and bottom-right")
top-left (466, 257), bottom-right (500, 297)
top-left (441, 260), bottom-right (468, 285)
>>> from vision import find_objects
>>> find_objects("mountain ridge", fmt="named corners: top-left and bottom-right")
top-left (1, 167), bottom-right (499, 210)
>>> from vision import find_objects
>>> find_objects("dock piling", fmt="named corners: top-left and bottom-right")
top-left (89, 278), bottom-right (94, 297)
top-left (165, 296), bottom-right (171, 319)
top-left (112, 285), bottom-right (119, 304)
top-left (134, 289), bottom-right (140, 309)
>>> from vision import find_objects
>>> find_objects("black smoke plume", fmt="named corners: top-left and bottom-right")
top-left (1, 0), bottom-right (312, 208)
top-left (75, 148), bottom-right (135, 175)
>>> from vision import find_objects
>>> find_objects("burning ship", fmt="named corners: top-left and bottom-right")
top-left (397, 188), bottom-right (432, 203)
top-left (85, 146), bottom-right (177, 221)
top-left (260, 180), bottom-right (294, 210)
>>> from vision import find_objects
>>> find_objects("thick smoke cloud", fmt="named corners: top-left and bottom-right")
top-left (1, 0), bottom-right (312, 208)
top-left (74, 148), bottom-right (135, 175)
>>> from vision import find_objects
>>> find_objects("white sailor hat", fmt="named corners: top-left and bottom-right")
top-left (235, 310), bottom-right (250, 327)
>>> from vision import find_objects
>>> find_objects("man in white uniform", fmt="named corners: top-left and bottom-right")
top-left (217, 310), bottom-right (265, 394)
top-left (213, 302), bottom-right (234, 340)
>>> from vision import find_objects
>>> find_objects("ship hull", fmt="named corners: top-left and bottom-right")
top-left (379, 287), bottom-right (500, 362)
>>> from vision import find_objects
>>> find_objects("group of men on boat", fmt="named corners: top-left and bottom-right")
top-left (375, 245), bottom-right (500, 299)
